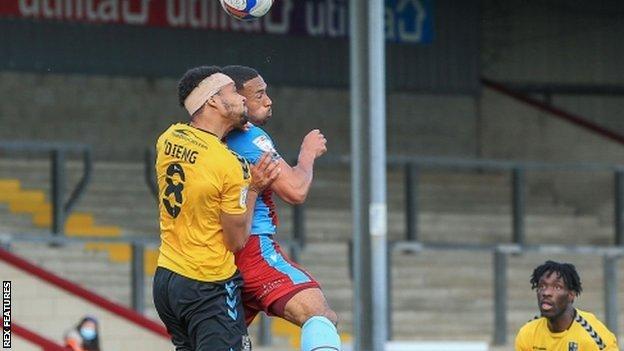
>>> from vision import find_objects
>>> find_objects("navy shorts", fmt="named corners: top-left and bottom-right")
top-left (153, 267), bottom-right (251, 351)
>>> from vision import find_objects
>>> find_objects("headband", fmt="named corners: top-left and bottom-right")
top-left (184, 73), bottom-right (235, 115)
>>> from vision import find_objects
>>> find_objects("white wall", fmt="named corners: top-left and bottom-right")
top-left (9, 337), bottom-right (42, 351)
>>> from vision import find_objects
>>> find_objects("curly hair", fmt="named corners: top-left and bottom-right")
top-left (222, 65), bottom-right (260, 91)
top-left (530, 260), bottom-right (582, 296)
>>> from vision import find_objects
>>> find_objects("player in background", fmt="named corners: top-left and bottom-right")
top-left (153, 65), bottom-right (279, 351)
top-left (515, 260), bottom-right (619, 351)
top-left (224, 65), bottom-right (341, 351)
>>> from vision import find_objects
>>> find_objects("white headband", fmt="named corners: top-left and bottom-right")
top-left (184, 73), bottom-right (235, 115)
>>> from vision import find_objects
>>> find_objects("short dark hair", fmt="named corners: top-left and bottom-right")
top-left (530, 260), bottom-right (583, 296)
top-left (222, 65), bottom-right (259, 90)
top-left (177, 66), bottom-right (223, 108)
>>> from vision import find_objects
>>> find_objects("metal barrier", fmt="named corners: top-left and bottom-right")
top-left (289, 154), bottom-right (624, 246)
top-left (0, 141), bottom-right (93, 236)
top-left (391, 155), bottom-right (624, 245)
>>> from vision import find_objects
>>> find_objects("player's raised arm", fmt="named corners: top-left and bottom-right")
top-left (221, 153), bottom-right (280, 252)
top-left (271, 129), bottom-right (327, 204)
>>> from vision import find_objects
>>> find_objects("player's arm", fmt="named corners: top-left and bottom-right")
top-left (514, 327), bottom-right (532, 351)
top-left (604, 340), bottom-right (619, 351)
top-left (599, 324), bottom-right (619, 351)
top-left (221, 153), bottom-right (279, 252)
top-left (271, 129), bottom-right (327, 205)
top-left (221, 193), bottom-right (258, 253)
top-left (514, 336), bottom-right (529, 351)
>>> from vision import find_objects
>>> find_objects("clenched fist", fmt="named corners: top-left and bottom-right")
top-left (300, 129), bottom-right (328, 159)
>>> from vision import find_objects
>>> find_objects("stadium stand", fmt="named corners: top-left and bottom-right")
top-left (1, 155), bottom-right (621, 350)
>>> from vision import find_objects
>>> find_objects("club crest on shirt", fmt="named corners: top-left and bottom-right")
top-left (568, 341), bottom-right (578, 351)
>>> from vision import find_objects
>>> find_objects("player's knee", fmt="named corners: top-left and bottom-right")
top-left (301, 316), bottom-right (341, 351)
top-left (324, 309), bottom-right (339, 326)
top-left (298, 307), bottom-right (338, 327)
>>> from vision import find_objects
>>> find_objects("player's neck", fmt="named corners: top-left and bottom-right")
top-left (547, 307), bottom-right (575, 333)
top-left (189, 117), bottom-right (230, 140)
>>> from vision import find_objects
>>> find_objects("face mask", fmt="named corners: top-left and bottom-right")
top-left (80, 327), bottom-right (97, 341)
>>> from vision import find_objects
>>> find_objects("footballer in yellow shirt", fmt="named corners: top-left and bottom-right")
top-left (152, 66), bottom-right (278, 351)
top-left (515, 261), bottom-right (619, 351)
top-left (156, 121), bottom-right (252, 282)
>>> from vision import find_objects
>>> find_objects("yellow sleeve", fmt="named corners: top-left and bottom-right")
top-left (583, 312), bottom-right (619, 351)
top-left (514, 326), bottom-right (531, 351)
top-left (220, 159), bottom-right (248, 215)
top-left (602, 332), bottom-right (619, 351)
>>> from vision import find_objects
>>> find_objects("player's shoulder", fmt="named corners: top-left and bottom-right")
top-left (157, 123), bottom-right (177, 141)
top-left (228, 125), bottom-right (271, 142)
top-left (576, 309), bottom-right (600, 322)
top-left (249, 125), bottom-right (271, 137)
top-left (575, 309), bottom-right (614, 335)
top-left (160, 122), bottom-right (192, 137)
top-left (518, 315), bottom-right (544, 334)
top-left (228, 125), bottom-right (277, 156)
top-left (176, 124), bottom-right (238, 163)
top-left (515, 316), bottom-right (543, 351)
top-left (576, 309), bottom-right (609, 331)
top-left (160, 123), bottom-right (215, 146)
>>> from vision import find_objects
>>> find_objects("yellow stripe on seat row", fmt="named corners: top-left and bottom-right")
top-left (33, 212), bottom-right (95, 228)
top-left (0, 179), bottom-right (20, 193)
top-left (2, 190), bottom-right (46, 204)
top-left (0, 177), bottom-right (157, 276)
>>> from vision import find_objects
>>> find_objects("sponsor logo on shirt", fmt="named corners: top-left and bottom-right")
top-left (252, 135), bottom-right (281, 160)
top-left (240, 186), bottom-right (248, 209)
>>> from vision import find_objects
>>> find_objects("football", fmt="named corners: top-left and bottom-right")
top-left (220, 0), bottom-right (274, 21)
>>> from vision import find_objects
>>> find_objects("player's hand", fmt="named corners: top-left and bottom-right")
top-left (250, 152), bottom-right (280, 193)
top-left (300, 129), bottom-right (327, 159)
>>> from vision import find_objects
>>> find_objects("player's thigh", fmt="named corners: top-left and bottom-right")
top-left (282, 287), bottom-right (338, 326)
top-left (241, 297), bottom-right (262, 326)
top-left (152, 268), bottom-right (193, 350)
top-left (191, 311), bottom-right (251, 351)
top-left (184, 274), bottom-right (250, 350)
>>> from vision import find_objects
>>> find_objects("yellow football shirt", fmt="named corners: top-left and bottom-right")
top-left (155, 123), bottom-right (251, 282)
top-left (515, 309), bottom-right (619, 351)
